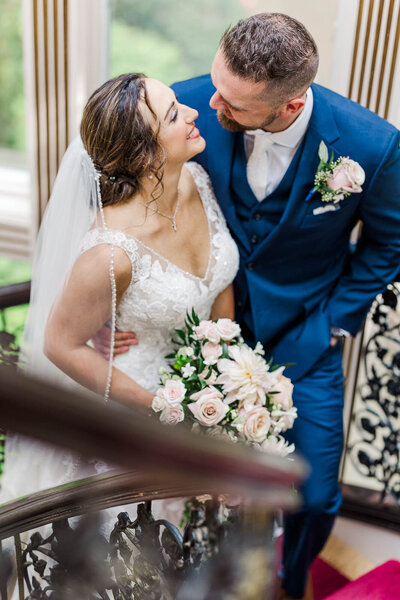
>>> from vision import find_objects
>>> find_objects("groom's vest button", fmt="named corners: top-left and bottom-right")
top-left (253, 213), bottom-right (261, 221)
top-left (247, 262), bottom-right (255, 271)
top-left (251, 234), bottom-right (258, 244)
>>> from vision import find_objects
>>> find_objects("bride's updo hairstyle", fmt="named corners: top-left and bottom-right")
top-left (80, 73), bottom-right (165, 207)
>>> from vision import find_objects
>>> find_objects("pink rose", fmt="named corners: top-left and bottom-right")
top-left (193, 320), bottom-right (220, 343)
top-left (327, 159), bottom-right (365, 195)
top-left (189, 386), bottom-right (228, 427)
top-left (243, 407), bottom-right (271, 443)
top-left (202, 341), bottom-right (222, 365)
top-left (160, 404), bottom-right (185, 425)
top-left (215, 318), bottom-right (241, 341)
top-left (270, 375), bottom-right (293, 411)
top-left (163, 379), bottom-right (186, 405)
top-left (193, 320), bottom-right (213, 340)
top-left (205, 322), bottom-right (221, 344)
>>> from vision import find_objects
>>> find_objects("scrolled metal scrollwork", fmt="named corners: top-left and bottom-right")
top-left (348, 282), bottom-right (400, 504)
top-left (16, 497), bottom-right (272, 600)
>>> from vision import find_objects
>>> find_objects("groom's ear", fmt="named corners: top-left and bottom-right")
top-left (279, 96), bottom-right (306, 119)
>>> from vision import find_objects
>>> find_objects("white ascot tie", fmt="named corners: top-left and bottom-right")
top-left (246, 130), bottom-right (273, 201)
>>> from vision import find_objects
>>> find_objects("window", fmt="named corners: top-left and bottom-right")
top-left (0, 0), bottom-right (31, 264)
top-left (109, 0), bottom-right (247, 84)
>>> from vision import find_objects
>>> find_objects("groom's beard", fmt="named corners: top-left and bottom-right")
top-left (217, 109), bottom-right (279, 133)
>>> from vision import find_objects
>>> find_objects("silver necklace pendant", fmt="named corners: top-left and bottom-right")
top-left (172, 218), bottom-right (177, 232)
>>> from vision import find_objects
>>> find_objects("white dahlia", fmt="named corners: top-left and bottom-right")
top-left (217, 344), bottom-right (277, 406)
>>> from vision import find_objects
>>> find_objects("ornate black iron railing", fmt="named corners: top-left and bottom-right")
top-left (341, 280), bottom-right (400, 530)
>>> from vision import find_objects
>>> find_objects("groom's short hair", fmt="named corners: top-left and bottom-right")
top-left (220, 13), bottom-right (319, 104)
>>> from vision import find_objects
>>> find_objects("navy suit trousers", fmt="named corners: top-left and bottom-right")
top-left (282, 344), bottom-right (344, 597)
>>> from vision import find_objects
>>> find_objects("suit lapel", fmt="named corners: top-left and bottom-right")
top-left (252, 85), bottom-right (341, 257)
top-left (206, 115), bottom-right (252, 254)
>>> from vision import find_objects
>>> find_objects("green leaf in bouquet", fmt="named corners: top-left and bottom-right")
top-left (198, 357), bottom-right (204, 373)
top-left (175, 329), bottom-right (187, 343)
top-left (186, 310), bottom-right (193, 325)
top-left (191, 307), bottom-right (200, 326)
top-left (221, 342), bottom-right (230, 359)
top-left (165, 352), bottom-right (176, 359)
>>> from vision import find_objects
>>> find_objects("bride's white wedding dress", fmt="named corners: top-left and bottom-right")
top-left (81, 162), bottom-right (239, 395)
top-left (0, 163), bottom-right (239, 520)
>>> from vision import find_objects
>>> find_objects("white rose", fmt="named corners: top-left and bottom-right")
top-left (270, 375), bottom-right (294, 411)
top-left (163, 379), bottom-right (186, 405)
top-left (261, 435), bottom-right (295, 457)
top-left (160, 404), bottom-right (185, 425)
top-left (215, 318), bottom-right (241, 341)
top-left (242, 407), bottom-right (271, 443)
top-left (202, 341), bottom-right (222, 365)
top-left (189, 386), bottom-right (228, 427)
top-left (152, 389), bottom-right (167, 413)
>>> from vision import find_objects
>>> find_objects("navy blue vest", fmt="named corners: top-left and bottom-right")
top-left (231, 133), bottom-right (303, 246)
top-left (231, 134), bottom-right (303, 340)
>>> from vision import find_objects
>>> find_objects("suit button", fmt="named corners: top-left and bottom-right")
top-left (247, 262), bottom-right (255, 271)
top-left (254, 213), bottom-right (261, 221)
top-left (251, 234), bottom-right (258, 244)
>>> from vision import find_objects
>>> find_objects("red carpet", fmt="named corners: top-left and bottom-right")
top-left (311, 557), bottom-right (350, 600)
top-left (323, 560), bottom-right (400, 599)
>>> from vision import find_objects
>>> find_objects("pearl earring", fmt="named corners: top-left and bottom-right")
top-left (148, 174), bottom-right (153, 180)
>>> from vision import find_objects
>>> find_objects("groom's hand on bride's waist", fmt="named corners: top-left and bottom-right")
top-left (92, 324), bottom-right (137, 359)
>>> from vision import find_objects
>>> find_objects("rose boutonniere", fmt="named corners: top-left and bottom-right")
top-left (306, 141), bottom-right (365, 204)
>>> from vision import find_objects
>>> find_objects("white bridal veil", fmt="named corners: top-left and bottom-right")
top-left (20, 136), bottom-right (116, 396)
top-left (1, 138), bottom-right (117, 501)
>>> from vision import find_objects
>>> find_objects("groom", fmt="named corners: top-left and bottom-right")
top-left (109, 13), bottom-right (400, 600)
top-left (172, 13), bottom-right (400, 599)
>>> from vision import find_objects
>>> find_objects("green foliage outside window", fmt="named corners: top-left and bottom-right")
top-left (110, 0), bottom-right (247, 84)
top-left (0, 0), bottom-right (25, 151)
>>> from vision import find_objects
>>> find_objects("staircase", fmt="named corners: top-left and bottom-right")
top-left (312, 559), bottom-right (400, 600)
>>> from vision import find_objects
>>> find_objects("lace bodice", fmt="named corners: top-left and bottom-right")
top-left (80, 162), bottom-right (239, 393)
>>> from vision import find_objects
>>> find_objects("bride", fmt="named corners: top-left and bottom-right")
top-left (1, 73), bottom-right (239, 501)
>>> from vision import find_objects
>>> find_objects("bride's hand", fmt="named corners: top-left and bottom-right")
top-left (92, 324), bottom-right (138, 359)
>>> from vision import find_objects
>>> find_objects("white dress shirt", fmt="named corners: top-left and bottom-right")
top-left (245, 87), bottom-right (314, 201)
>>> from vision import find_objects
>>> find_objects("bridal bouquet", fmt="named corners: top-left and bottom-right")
top-left (152, 310), bottom-right (296, 457)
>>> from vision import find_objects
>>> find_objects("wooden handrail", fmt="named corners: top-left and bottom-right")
top-left (0, 470), bottom-right (297, 540)
top-left (0, 281), bottom-right (31, 310)
top-left (0, 366), bottom-right (306, 532)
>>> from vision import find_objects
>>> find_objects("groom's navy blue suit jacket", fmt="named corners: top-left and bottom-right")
top-left (172, 76), bottom-right (400, 381)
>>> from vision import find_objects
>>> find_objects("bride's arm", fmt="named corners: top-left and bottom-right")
top-left (210, 284), bottom-right (235, 321)
top-left (44, 245), bottom-right (153, 407)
